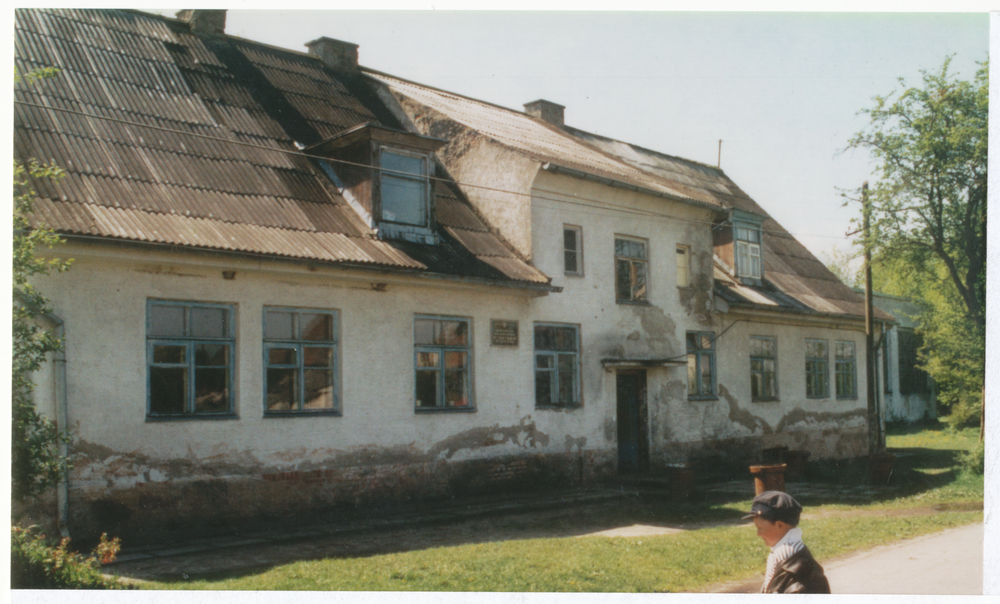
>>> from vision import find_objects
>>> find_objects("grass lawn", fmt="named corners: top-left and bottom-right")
top-left (139, 421), bottom-right (983, 592)
top-left (146, 512), bottom-right (979, 592)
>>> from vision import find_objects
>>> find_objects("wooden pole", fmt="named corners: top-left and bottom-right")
top-left (863, 182), bottom-right (880, 454)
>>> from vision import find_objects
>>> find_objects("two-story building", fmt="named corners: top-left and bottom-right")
top-left (15, 8), bottom-right (888, 541)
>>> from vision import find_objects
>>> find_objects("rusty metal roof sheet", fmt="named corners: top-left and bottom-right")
top-left (14, 8), bottom-right (550, 288)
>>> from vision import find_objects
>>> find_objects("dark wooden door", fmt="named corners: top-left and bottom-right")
top-left (616, 370), bottom-right (648, 474)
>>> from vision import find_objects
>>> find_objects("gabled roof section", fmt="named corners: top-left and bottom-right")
top-left (368, 67), bottom-right (876, 320)
top-left (13, 9), bottom-right (551, 288)
top-left (366, 71), bottom-right (724, 209)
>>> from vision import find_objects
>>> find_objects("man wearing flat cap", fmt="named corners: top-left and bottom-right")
top-left (743, 491), bottom-right (830, 594)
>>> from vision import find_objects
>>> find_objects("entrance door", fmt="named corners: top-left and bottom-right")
top-left (616, 370), bottom-right (649, 474)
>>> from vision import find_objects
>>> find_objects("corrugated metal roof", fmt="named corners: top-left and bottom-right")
top-left (14, 8), bottom-right (550, 289)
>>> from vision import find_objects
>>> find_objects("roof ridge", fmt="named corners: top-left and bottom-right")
top-left (562, 125), bottom-right (726, 174)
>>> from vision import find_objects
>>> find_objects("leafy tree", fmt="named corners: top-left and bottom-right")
top-left (821, 245), bottom-right (862, 289)
top-left (12, 66), bottom-right (73, 503)
top-left (845, 56), bottom-right (987, 431)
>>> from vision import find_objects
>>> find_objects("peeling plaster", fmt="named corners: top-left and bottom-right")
top-left (563, 435), bottom-right (587, 454)
top-left (718, 384), bottom-right (773, 435)
top-left (427, 416), bottom-right (550, 459)
top-left (602, 416), bottom-right (616, 442)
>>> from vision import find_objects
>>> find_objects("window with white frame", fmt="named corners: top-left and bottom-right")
top-left (147, 300), bottom-right (235, 418)
top-left (615, 236), bottom-right (648, 303)
top-left (805, 339), bottom-right (829, 398)
top-left (414, 316), bottom-right (472, 410)
top-left (835, 341), bottom-right (857, 399)
top-left (750, 336), bottom-right (778, 401)
top-left (380, 149), bottom-right (429, 227)
top-left (676, 244), bottom-right (690, 287)
top-left (735, 225), bottom-right (762, 279)
top-left (263, 308), bottom-right (339, 414)
top-left (534, 323), bottom-right (580, 407)
top-left (687, 332), bottom-right (716, 399)
top-left (564, 225), bottom-right (583, 276)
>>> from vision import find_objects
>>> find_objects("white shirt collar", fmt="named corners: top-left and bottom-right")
top-left (771, 527), bottom-right (803, 552)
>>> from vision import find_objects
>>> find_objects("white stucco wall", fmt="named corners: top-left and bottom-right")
top-left (32, 246), bottom-right (614, 474)
top-left (27, 170), bottom-right (871, 536)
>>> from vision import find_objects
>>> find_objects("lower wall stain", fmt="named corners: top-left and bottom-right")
top-left (63, 447), bottom-right (617, 545)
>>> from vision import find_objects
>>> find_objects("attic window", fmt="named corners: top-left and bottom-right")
top-left (304, 124), bottom-right (445, 244)
top-left (380, 149), bottom-right (429, 227)
top-left (735, 224), bottom-right (762, 280)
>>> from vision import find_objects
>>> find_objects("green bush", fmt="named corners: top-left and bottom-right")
top-left (960, 439), bottom-right (985, 475)
top-left (11, 526), bottom-right (128, 589)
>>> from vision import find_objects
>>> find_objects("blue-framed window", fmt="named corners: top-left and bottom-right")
top-left (534, 323), bottom-right (581, 408)
top-left (263, 308), bottom-right (339, 415)
top-left (805, 339), bottom-right (829, 398)
top-left (734, 221), bottom-right (763, 280)
top-left (147, 300), bottom-right (235, 419)
top-left (835, 341), bottom-right (857, 399)
top-left (615, 236), bottom-right (648, 303)
top-left (414, 315), bottom-right (473, 411)
top-left (381, 148), bottom-right (430, 228)
top-left (687, 331), bottom-right (716, 399)
top-left (750, 336), bottom-right (778, 401)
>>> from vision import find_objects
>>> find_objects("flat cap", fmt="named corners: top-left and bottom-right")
top-left (742, 490), bottom-right (802, 524)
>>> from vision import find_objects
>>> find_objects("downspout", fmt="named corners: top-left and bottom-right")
top-left (44, 312), bottom-right (70, 539)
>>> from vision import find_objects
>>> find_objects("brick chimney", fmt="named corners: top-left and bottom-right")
top-left (306, 37), bottom-right (359, 73)
top-left (176, 10), bottom-right (227, 37)
top-left (524, 99), bottom-right (565, 128)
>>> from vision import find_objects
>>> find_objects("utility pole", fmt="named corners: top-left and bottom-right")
top-left (863, 182), bottom-right (881, 454)
top-left (718, 139), bottom-right (722, 168)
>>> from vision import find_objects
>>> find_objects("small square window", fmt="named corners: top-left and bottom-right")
top-left (615, 236), bottom-right (648, 303)
top-left (564, 225), bottom-right (584, 276)
top-left (676, 245), bottom-right (690, 288)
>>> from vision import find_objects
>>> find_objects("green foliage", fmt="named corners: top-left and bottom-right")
top-left (11, 526), bottom-right (127, 589)
top-left (13, 156), bottom-right (73, 502)
top-left (846, 56), bottom-right (987, 430)
top-left (960, 439), bottom-right (985, 476)
top-left (821, 245), bottom-right (862, 289)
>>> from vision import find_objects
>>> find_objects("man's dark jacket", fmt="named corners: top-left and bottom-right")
top-left (764, 546), bottom-right (831, 594)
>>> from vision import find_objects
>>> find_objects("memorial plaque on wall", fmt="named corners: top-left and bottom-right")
top-left (490, 319), bottom-right (519, 347)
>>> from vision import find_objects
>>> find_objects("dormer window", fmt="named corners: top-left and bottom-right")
top-left (380, 149), bottom-right (429, 227)
top-left (306, 124), bottom-right (445, 243)
top-left (735, 224), bottom-right (762, 279)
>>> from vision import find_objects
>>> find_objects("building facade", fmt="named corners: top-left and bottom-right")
top-left (16, 9), bottom-right (886, 541)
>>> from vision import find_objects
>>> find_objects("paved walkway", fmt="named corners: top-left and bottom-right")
top-left (716, 522), bottom-right (984, 595)
top-left (825, 522), bottom-right (983, 595)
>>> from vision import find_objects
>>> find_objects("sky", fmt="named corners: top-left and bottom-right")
top-left (143, 8), bottom-right (988, 265)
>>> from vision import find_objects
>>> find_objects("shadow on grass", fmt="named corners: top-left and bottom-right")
top-left (125, 426), bottom-right (981, 585)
